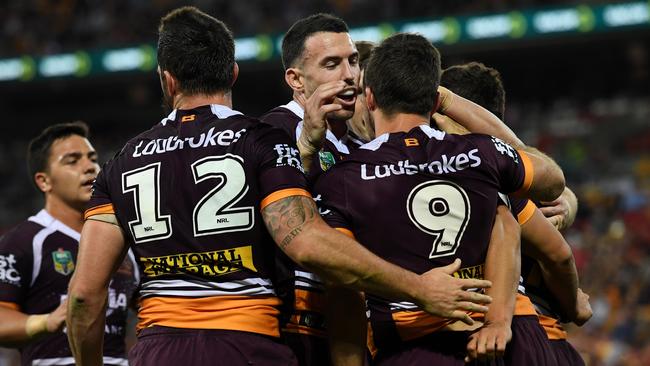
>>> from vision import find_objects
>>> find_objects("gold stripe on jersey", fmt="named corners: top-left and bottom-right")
top-left (260, 188), bottom-right (312, 210)
top-left (335, 227), bottom-right (355, 239)
top-left (513, 293), bottom-right (538, 316)
top-left (391, 310), bottom-right (453, 341)
top-left (137, 295), bottom-right (281, 337)
top-left (538, 314), bottom-right (568, 340)
top-left (0, 301), bottom-right (20, 311)
top-left (514, 150), bottom-right (534, 197)
top-left (139, 246), bottom-right (257, 278)
top-left (84, 203), bottom-right (115, 220)
top-left (517, 200), bottom-right (537, 225)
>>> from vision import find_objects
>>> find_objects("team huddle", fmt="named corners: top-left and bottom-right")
top-left (0, 6), bottom-right (591, 366)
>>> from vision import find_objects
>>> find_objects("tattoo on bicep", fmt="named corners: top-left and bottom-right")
top-left (263, 196), bottom-right (317, 248)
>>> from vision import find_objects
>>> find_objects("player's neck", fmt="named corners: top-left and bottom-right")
top-left (328, 119), bottom-right (348, 140)
top-left (173, 91), bottom-right (233, 110)
top-left (44, 196), bottom-right (84, 233)
top-left (374, 111), bottom-right (429, 136)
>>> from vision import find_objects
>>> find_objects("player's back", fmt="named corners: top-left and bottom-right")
top-left (86, 104), bottom-right (308, 337)
top-left (314, 124), bottom-right (530, 346)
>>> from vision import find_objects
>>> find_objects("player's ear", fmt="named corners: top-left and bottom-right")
top-left (162, 70), bottom-right (178, 97)
top-left (285, 67), bottom-right (304, 93)
top-left (365, 87), bottom-right (376, 112)
top-left (34, 172), bottom-right (51, 194)
top-left (231, 62), bottom-right (239, 87)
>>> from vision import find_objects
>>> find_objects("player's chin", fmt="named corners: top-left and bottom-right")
top-left (326, 108), bottom-right (354, 121)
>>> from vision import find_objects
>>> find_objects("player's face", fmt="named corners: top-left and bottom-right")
top-left (300, 32), bottom-right (359, 121)
top-left (349, 69), bottom-right (375, 141)
top-left (45, 135), bottom-right (99, 210)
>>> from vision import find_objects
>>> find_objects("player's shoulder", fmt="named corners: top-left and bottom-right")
top-left (259, 102), bottom-right (302, 137)
top-left (0, 217), bottom-right (46, 253)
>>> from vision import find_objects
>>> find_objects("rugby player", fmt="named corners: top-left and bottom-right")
top-left (439, 61), bottom-right (591, 365)
top-left (0, 122), bottom-right (138, 366)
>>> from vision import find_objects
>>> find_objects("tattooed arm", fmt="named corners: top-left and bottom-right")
top-left (262, 195), bottom-right (493, 324)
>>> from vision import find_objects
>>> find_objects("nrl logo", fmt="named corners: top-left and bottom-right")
top-left (318, 151), bottom-right (336, 172)
top-left (52, 248), bottom-right (75, 276)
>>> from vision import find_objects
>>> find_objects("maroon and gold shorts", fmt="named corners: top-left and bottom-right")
top-left (549, 339), bottom-right (584, 366)
top-left (504, 315), bottom-right (558, 366)
top-left (129, 326), bottom-right (297, 366)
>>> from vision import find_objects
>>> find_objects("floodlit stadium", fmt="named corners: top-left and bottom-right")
top-left (0, 1), bottom-right (649, 365)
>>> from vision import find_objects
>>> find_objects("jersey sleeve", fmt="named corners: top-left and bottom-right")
top-left (84, 162), bottom-right (116, 220)
top-left (259, 109), bottom-right (299, 142)
top-left (312, 169), bottom-right (353, 234)
top-left (253, 126), bottom-right (311, 210)
top-left (509, 196), bottom-right (537, 225)
top-left (0, 231), bottom-right (33, 309)
top-left (469, 134), bottom-right (534, 195)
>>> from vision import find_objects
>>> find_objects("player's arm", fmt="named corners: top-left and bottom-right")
top-left (517, 146), bottom-right (565, 202)
top-left (67, 217), bottom-right (128, 366)
top-left (520, 206), bottom-right (591, 325)
top-left (325, 284), bottom-right (367, 366)
top-left (436, 86), bottom-right (524, 148)
top-left (261, 195), bottom-right (493, 324)
top-left (466, 205), bottom-right (520, 362)
top-left (0, 301), bottom-right (67, 347)
top-left (297, 81), bottom-right (348, 172)
top-left (539, 186), bottom-right (578, 231)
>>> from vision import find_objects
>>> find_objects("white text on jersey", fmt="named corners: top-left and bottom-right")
top-left (132, 127), bottom-right (247, 157)
top-left (361, 149), bottom-right (481, 180)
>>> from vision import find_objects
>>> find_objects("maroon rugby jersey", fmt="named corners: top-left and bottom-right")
top-left (0, 210), bottom-right (138, 366)
top-left (261, 101), bottom-right (360, 338)
top-left (507, 195), bottom-right (571, 340)
top-left (84, 104), bottom-right (309, 338)
top-left (313, 124), bottom-right (534, 348)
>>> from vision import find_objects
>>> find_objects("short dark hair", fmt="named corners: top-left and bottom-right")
top-left (281, 13), bottom-right (349, 69)
top-left (355, 41), bottom-right (375, 71)
top-left (364, 33), bottom-right (441, 116)
top-left (441, 62), bottom-right (506, 120)
top-left (157, 6), bottom-right (235, 95)
top-left (27, 121), bottom-right (90, 183)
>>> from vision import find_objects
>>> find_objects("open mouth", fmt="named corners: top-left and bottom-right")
top-left (81, 178), bottom-right (95, 188)
top-left (336, 88), bottom-right (357, 105)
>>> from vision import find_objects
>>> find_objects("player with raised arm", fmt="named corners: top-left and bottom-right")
top-left (260, 15), bottom-right (369, 365)
top-left (65, 8), bottom-right (494, 366)
top-left (314, 33), bottom-right (566, 365)
top-left (439, 61), bottom-right (591, 365)
top-left (0, 122), bottom-right (137, 366)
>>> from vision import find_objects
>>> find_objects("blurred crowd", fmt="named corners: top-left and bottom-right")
top-left (2, 0), bottom-right (588, 57)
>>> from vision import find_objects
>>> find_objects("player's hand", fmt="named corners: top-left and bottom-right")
top-left (416, 259), bottom-right (492, 325)
top-left (573, 288), bottom-right (592, 326)
top-left (299, 81), bottom-right (347, 152)
top-left (539, 192), bottom-right (575, 230)
top-left (47, 299), bottom-right (68, 333)
top-left (465, 320), bottom-right (511, 362)
top-left (431, 113), bottom-right (470, 135)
